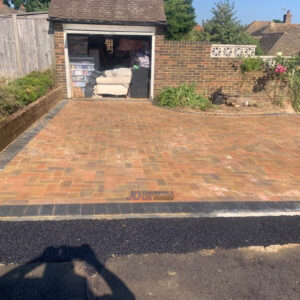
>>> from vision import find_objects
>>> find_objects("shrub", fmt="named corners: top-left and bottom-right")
top-left (0, 87), bottom-right (23, 121)
top-left (4, 69), bottom-right (56, 106)
top-left (289, 73), bottom-right (300, 111)
top-left (240, 57), bottom-right (264, 73)
top-left (0, 69), bottom-right (56, 121)
top-left (272, 56), bottom-right (300, 111)
top-left (155, 83), bottom-right (213, 111)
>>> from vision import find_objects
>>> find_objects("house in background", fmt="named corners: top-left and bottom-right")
top-left (247, 11), bottom-right (300, 56)
top-left (0, 0), bottom-right (18, 14)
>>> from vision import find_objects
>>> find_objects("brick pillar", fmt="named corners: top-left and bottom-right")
top-left (154, 26), bottom-right (167, 96)
top-left (54, 23), bottom-right (68, 98)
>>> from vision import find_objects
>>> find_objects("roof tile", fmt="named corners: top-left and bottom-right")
top-left (49, 0), bottom-right (166, 24)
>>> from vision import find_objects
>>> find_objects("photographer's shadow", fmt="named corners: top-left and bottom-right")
top-left (0, 244), bottom-right (135, 300)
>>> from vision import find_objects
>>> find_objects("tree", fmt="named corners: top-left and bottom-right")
top-left (164, 0), bottom-right (196, 40)
top-left (25, 0), bottom-right (51, 12)
top-left (198, 1), bottom-right (260, 46)
top-left (6, 0), bottom-right (51, 12)
top-left (273, 19), bottom-right (283, 23)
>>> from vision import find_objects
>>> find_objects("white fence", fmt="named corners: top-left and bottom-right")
top-left (0, 12), bottom-right (54, 79)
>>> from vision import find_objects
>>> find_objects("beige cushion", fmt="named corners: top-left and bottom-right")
top-left (94, 84), bottom-right (129, 96)
top-left (96, 76), bottom-right (131, 85)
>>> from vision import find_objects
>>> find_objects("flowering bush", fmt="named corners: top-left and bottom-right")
top-left (241, 55), bottom-right (300, 111)
top-left (272, 56), bottom-right (300, 111)
top-left (275, 65), bottom-right (287, 74)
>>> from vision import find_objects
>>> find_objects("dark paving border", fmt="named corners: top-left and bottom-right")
top-left (0, 100), bottom-right (68, 171)
top-left (0, 201), bottom-right (300, 219)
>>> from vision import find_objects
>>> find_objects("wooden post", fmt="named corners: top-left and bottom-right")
top-left (12, 14), bottom-right (23, 77)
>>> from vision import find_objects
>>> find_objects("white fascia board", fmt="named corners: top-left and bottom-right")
top-left (63, 23), bottom-right (156, 36)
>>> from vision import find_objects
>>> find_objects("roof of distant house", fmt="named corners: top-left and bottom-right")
top-left (0, 1), bottom-right (18, 15)
top-left (49, 0), bottom-right (166, 25)
top-left (194, 24), bottom-right (203, 32)
top-left (246, 21), bottom-right (272, 36)
top-left (246, 11), bottom-right (300, 56)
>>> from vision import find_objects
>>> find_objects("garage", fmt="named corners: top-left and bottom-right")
top-left (49, 0), bottom-right (167, 99)
top-left (65, 25), bottom-right (155, 99)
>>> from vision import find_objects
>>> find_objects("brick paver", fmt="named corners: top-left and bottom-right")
top-left (0, 101), bottom-right (299, 205)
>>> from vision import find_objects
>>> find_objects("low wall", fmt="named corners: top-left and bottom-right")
top-left (154, 38), bottom-right (289, 103)
top-left (0, 86), bottom-right (63, 152)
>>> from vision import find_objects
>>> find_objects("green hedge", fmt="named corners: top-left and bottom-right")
top-left (0, 69), bottom-right (56, 121)
top-left (155, 83), bottom-right (213, 111)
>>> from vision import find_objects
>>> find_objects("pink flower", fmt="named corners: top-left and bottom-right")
top-left (275, 65), bottom-right (287, 74)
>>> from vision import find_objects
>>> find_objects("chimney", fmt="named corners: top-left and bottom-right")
top-left (283, 10), bottom-right (292, 24)
top-left (0, 0), bottom-right (4, 7)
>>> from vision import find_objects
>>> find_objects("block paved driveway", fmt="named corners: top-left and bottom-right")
top-left (0, 100), bottom-right (299, 206)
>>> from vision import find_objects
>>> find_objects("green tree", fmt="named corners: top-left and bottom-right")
top-left (6, 0), bottom-right (51, 11)
top-left (196, 0), bottom-right (263, 53)
top-left (164, 0), bottom-right (196, 40)
top-left (25, 0), bottom-right (51, 12)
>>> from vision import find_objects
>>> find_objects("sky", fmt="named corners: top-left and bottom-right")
top-left (194, 0), bottom-right (300, 25)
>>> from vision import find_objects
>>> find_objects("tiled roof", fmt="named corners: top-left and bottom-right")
top-left (49, 0), bottom-right (166, 24)
top-left (266, 30), bottom-right (300, 56)
top-left (247, 21), bottom-right (300, 55)
top-left (246, 21), bottom-right (271, 36)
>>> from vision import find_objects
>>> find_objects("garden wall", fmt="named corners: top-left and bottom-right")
top-left (154, 36), bottom-right (289, 103)
top-left (0, 86), bottom-right (62, 151)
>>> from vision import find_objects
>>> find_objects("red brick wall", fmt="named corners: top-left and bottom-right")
top-left (154, 37), bottom-right (289, 103)
top-left (54, 23), bottom-right (68, 98)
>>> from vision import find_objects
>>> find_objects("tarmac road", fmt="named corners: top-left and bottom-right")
top-left (0, 217), bottom-right (300, 299)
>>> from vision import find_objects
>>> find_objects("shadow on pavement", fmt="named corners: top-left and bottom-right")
top-left (0, 244), bottom-right (135, 300)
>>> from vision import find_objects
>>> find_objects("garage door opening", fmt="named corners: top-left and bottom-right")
top-left (67, 33), bottom-right (153, 99)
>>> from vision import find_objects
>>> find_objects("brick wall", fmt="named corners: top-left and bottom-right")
top-left (54, 23), bottom-right (68, 98)
top-left (154, 37), bottom-right (289, 103)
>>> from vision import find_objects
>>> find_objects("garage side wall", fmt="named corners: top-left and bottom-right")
top-left (54, 23), bottom-right (68, 98)
top-left (154, 37), bottom-right (289, 103)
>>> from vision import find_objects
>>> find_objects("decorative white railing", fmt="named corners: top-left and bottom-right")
top-left (211, 44), bottom-right (256, 58)
top-left (259, 56), bottom-right (291, 68)
top-left (260, 56), bottom-right (277, 68)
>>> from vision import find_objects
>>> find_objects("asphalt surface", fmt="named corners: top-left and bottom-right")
top-left (1, 245), bottom-right (300, 300)
top-left (0, 217), bottom-right (300, 299)
top-left (0, 216), bottom-right (300, 264)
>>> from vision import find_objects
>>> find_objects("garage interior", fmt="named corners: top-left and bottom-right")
top-left (67, 34), bottom-right (152, 99)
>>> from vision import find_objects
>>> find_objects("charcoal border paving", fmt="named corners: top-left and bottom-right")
top-left (0, 100), bottom-right (68, 170)
top-left (0, 201), bottom-right (300, 219)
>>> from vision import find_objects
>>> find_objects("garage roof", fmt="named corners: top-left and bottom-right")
top-left (49, 0), bottom-right (166, 25)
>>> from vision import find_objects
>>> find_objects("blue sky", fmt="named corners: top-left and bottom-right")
top-left (194, 0), bottom-right (300, 25)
